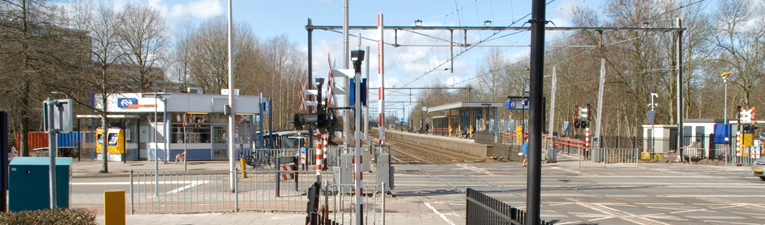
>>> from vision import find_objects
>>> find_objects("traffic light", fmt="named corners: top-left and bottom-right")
top-left (587, 103), bottom-right (592, 121)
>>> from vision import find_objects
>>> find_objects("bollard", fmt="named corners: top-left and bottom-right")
top-left (240, 158), bottom-right (247, 178)
top-left (104, 189), bottom-right (125, 225)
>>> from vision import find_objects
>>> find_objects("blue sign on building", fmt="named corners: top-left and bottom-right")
top-left (505, 99), bottom-right (528, 110)
top-left (117, 98), bottom-right (137, 108)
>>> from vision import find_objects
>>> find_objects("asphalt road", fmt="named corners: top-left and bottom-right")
top-left (70, 156), bottom-right (765, 225)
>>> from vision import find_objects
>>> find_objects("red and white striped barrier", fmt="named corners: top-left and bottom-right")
top-left (279, 164), bottom-right (296, 181)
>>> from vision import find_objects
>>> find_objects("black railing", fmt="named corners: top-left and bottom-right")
top-left (466, 188), bottom-right (552, 225)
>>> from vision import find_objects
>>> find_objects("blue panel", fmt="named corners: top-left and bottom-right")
top-left (57, 132), bottom-right (79, 148)
top-left (714, 124), bottom-right (730, 144)
top-left (349, 78), bottom-right (368, 106)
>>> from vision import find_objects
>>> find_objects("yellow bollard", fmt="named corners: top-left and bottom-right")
top-left (103, 189), bottom-right (125, 225)
top-left (241, 158), bottom-right (247, 178)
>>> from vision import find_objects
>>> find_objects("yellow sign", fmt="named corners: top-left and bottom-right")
top-left (755, 168), bottom-right (762, 173)
top-left (516, 125), bottom-right (523, 144)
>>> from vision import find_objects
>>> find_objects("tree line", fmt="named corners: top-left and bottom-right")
top-left (0, 0), bottom-right (305, 164)
top-left (410, 0), bottom-right (764, 138)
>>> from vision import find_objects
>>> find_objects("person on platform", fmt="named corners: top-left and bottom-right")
top-left (520, 137), bottom-right (529, 167)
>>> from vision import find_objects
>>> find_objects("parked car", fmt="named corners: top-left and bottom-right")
top-left (753, 158), bottom-right (765, 181)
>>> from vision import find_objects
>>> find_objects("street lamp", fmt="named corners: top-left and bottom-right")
top-left (141, 92), bottom-right (171, 196)
top-left (721, 71), bottom-right (732, 166)
top-left (721, 72), bottom-right (732, 124)
top-left (650, 93), bottom-right (658, 154)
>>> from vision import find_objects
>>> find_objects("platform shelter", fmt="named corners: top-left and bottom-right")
top-left (427, 101), bottom-right (502, 139)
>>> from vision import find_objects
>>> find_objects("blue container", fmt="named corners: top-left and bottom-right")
top-left (8, 157), bottom-right (72, 211)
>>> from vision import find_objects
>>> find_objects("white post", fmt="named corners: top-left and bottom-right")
top-left (365, 46), bottom-right (370, 142)
top-left (227, 0), bottom-right (236, 191)
top-left (547, 67), bottom-right (557, 161)
top-left (378, 13), bottom-right (385, 145)
top-left (595, 58), bottom-right (606, 147)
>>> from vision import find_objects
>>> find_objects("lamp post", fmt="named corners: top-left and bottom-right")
top-left (650, 93), bottom-right (658, 154)
top-left (721, 71), bottom-right (731, 165)
top-left (142, 92), bottom-right (171, 196)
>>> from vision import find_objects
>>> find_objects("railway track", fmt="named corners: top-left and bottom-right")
top-left (369, 129), bottom-right (483, 163)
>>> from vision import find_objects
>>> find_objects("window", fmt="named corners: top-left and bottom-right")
top-left (213, 127), bottom-right (226, 143)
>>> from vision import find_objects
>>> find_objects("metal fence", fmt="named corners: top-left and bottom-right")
top-left (129, 169), bottom-right (384, 225)
top-left (243, 147), bottom-right (342, 171)
top-left (578, 148), bottom-right (639, 168)
top-left (466, 188), bottom-right (551, 225)
top-left (130, 170), bottom-right (335, 213)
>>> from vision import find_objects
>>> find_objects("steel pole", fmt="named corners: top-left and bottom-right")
top-left (46, 98), bottom-right (57, 209)
top-left (651, 94), bottom-right (655, 154)
top-left (675, 18), bottom-right (684, 162)
top-left (724, 77), bottom-right (728, 165)
top-left (154, 93), bottom-right (158, 196)
top-left (353, 54), bottom-right (364, 225)
top-left (526, 0), bottom-right (546, 224)
top-left (308, 18), bottom-right (314, 150)
top-left (342, 0), bottom-right (350, 145)
top-left (227, 0), bottom-right (236, 192)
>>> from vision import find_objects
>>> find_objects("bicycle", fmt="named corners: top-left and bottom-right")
top-left (249, 149), bottom-right (275, 169)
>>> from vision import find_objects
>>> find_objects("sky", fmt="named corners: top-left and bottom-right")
top-left (107, 0), bottom-right (607, 119)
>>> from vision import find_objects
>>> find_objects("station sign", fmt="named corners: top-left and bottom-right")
top-left (505, 99), bottom-right (528, 110)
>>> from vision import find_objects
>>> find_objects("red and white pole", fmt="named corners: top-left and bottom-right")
top-left (323, 131), bottom-right (328, 170)
top-left (585, 127), bottom-right (590, 148)
top-left (316, 133), bottom-right (323, 176)
top-left (377, 13), bottom-right (385, 145)
top-left (737, 130), bottom-right (742, 157)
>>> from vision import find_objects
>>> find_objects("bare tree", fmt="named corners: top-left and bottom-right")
top-left (73, 0), bottom-right (126, 173)
top-left (117, 2), bottom-right (169, 92)
top-left (0, 0), bottom-right (80, 156)
top-left (710, 0), bottom-right (765, 109)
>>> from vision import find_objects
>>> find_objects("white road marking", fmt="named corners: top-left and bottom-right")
top-left (167, 181), bottom-right (207, 194)
top-left (456, 164), bottom-right (493, 175)
top-left (573, 200), bottom-right (672, 225)
top-left (424, 202), bottom-right (456, 225)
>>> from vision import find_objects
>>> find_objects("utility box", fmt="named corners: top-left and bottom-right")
top-left (9, 157), bottom-right (72, 211)
top-left (332, 154), bottom-right (354, 186)
top-left (376, 153), bottom-right (394, 193)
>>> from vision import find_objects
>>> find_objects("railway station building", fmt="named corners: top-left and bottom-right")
top-left (83, 91), bottom-right (263, 162)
